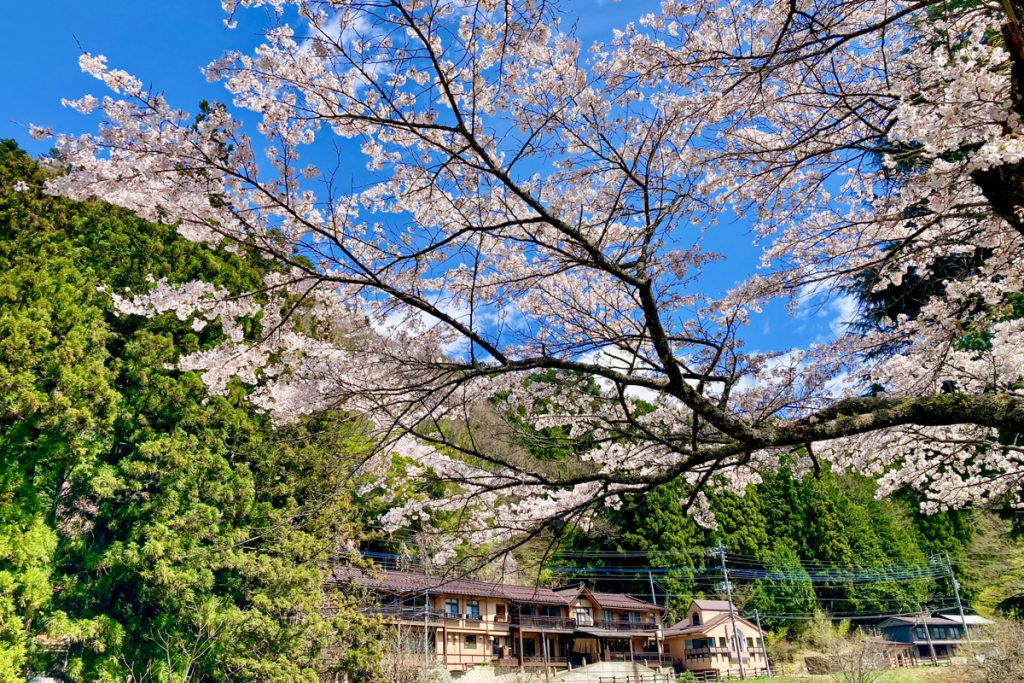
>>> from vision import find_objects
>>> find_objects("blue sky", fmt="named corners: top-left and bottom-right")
top-left (0, 0), bottom-right (848, 353)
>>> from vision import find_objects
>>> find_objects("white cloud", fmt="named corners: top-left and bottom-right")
top-left (827, 293), bottom-right (858, 338)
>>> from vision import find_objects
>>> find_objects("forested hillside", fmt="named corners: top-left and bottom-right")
top-left (552, 465), bottom-right (980, 632)
top-left (0, 141), bottom-right (379, 682)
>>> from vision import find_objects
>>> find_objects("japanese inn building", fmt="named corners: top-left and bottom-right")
top-left (332, 567), bottom-right (767, 678)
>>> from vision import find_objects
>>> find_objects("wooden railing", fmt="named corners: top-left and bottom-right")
top-left (596, 673), bottom-right (674, 683)
top-left (511, 614), bottom-right (578, 630)
top-left (598, 621), bottom-right (661, 631)
top-left (684, 646), bottom-right (729, 655)
top-left (494, 656), bottom-right (570, 668)
top-left (362, 605), bottom-right (444, 622)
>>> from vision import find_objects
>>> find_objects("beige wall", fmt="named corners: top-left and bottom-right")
top-left (665, 613), bottom-right (766, 674)
top-left (397, 591), bottom-right (664, 672)
top-left (566, 594), bottom-right (662, 628)
top-left (422, 594), bottom-right (512, 669)
top-left (423, 594), bottom-right (578, 670)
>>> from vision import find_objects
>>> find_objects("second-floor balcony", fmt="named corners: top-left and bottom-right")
top-left (511, 614), bottom-right (578, 630)
top-left (598, 620), bottom-right (660, 632)
top-left (364, 605), bottom-right (445, 622)
top-left (439, 611), bottom-right (495, 624)
top-left (684, 646), bottom-right (730, 656)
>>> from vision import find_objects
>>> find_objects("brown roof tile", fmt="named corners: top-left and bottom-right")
top-left (332, 567), bottom-right (570, 605)
top-left (664, 613), bottom-right (730, 637)
top-left (586, 591), bottom-right (663, 611)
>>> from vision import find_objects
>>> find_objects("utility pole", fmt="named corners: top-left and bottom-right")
top-left (649, 571), bottom-right (664, 665)
top-left (753, 608), bottom-right (771, 678)
top-left (921, 609), bottom-right (938, 665)
top-left (943, 552), bottom-right (973, 649)
top-left (651, 573), bottom-right (667, 667)
top-left (541, 630), bottom-right (550, 683)
top-left (716, 542), bottom-right (746, 680)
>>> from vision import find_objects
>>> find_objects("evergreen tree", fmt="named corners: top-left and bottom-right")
top-left (747, 541), bottom-right (816, 634)
top-left (0, 140), bottom-right (380, 682)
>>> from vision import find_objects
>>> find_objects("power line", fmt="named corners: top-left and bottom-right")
top-left (545, 566), bottom-right (946, 582)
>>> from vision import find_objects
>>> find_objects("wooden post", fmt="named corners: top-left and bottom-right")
top-left (518, 625), bottom-right (525, 672)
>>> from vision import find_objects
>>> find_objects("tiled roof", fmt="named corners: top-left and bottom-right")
top-left (587, 591), bottom-right (662, 611)
top-left (879, 616), bottom-right (963, 628)
top-left (332, 566), bottom-right (570, 605)
top-left (936, 614), bottom-right (993, 626)
top-left (691, 599), bottom-right (734, 612)
top-left (553, 584), bottom-right (662, 611)
top-left (664, 613), bottom-right (730, 637)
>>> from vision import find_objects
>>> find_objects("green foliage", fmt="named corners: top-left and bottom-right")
top-left (748, 541), bottom-right (817, 634)
top-left (560, 462), bottom-right (970, 631)
top-left (0, 140), bottom-right (379, 681)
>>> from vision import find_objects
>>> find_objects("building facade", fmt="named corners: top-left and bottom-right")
top-left (877, 613), bottom-right (992, 662)
top-left (333, 567), bottom-right (667, 673)
top-left (662, 600), bottom-right (769, 679)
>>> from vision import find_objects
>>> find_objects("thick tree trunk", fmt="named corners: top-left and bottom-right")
top-left (977, 2), bottom-right (1024, 237)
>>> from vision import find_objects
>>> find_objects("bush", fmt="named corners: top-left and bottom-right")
top-left (419, 666), bottom-right (453, 683)
top-left (954, 621), bottom-right (1024, 682)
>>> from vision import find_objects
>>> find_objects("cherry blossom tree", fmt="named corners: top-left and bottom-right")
top-left (41, 0), bottom-right (1024, 551)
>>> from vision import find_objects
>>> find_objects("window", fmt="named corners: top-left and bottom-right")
top-left (465, 635), bottom-right (478, 649)
top-left (692, 613), bottom-right (701, 626)
top-left (466, 600), bottom-right (480, 620)
top-left (747, 637), bottom-right (754, 649)
top-left (719, 637), bottom-right (727, 648)
top-left (687, 638), bottom-right (713, 650)
top-left (495, 604), bottom-right (507, 621)
top-left (444, 598), bottom-right (459, 617)
top-left (574, 606), bottom-right (593, 625)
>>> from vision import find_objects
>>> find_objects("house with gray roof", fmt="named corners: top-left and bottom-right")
top-left (878, 613), bottom-right (993, 662)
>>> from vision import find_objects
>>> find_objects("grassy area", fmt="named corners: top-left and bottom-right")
top-left (743, 667), bottom-right (959, 683)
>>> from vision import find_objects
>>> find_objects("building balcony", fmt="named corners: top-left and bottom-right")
top-left (364, 605), bottom-right (444, 622)
top-left (684, 646), bottom-right (730, 655)
top-left (597, 621), bottom-right (660, 632)
top-left (511, 615), bottom-right (578, 630)
top-left (494, 656), bottom-right (570, 668)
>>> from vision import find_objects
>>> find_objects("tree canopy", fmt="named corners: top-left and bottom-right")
top-left (39, 0), bottom-right (1024, 549)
